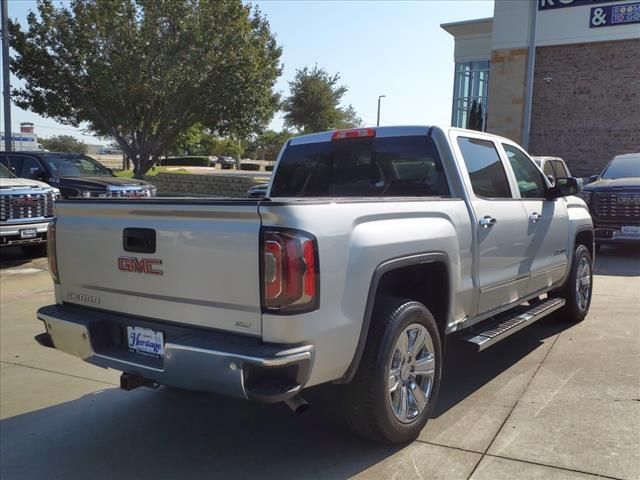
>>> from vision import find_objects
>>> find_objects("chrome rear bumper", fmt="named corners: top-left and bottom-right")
top-left (37, 304), bottom-right (313, 402)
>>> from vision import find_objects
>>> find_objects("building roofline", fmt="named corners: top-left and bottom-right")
top-left (441, 17), bottom-right (493, 36)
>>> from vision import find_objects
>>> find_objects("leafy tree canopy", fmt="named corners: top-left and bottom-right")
top-left (9, 0), bottom-right (282, 177)
top-left (246, 129), bottom-right (292, 161)
top-left (169, 123), bottom-right (243, 158)
top-left (39, 134), bottom-right (88, 154)
top-left (282, 66), bottom-right (362, 134)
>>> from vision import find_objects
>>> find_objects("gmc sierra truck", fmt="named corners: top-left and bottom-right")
top-left (36, 126), bottom-right (593, 444)
top-left (1, 162), bottom-right (59, 256)
top-left (580, 152), bottom-right (640, 251)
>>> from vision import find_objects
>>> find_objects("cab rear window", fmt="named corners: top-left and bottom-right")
top-left (270, 136), bottom-right (449, 197)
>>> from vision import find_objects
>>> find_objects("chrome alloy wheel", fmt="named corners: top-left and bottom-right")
top-left (387, 323), bottom-right (436, 424)
top-left (576, 255), bottom-right (592, 311)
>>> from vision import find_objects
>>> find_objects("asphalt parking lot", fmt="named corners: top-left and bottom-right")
top-left (0, 246), bottom-right (638, 480)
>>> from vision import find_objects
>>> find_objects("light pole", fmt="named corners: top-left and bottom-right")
top-left (376, 95), bottom-right (386, 127)
top-left (1, 0), bottom-right (11, 151)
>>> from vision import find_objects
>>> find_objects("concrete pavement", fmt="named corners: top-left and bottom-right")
top-left (0, 245), bottom-right (638, 480)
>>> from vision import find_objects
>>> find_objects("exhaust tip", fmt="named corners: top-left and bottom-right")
top-left (284, 395), bottom-right (309, 414)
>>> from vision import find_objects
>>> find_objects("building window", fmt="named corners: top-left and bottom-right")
top-left (452, 60), bottom-right (489, 131)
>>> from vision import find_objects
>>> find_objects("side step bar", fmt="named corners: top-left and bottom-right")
top-left (463, 297), bottom-right (565, 351)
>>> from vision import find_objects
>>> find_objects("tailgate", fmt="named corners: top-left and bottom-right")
top-left (55, 199), bottom-right (263, 335)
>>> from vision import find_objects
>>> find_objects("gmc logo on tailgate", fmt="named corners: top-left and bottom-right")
top-left (118, 257), bottom-right (163, 275)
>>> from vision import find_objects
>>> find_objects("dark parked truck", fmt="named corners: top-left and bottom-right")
top-left (0, 151), bottom-right (157, 198)
top-left (581, 153), bottom-right (640, 251)
top-left (36, 126), bottom-right (594, 443)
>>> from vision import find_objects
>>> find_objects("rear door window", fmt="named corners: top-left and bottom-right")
top-left (15, 155), bottom-right (43, 178)
top-left (543, 161), bottom-right (556, 181)
top-left (271, 136), bottom-right (449, 197)
top-left (4, 156), bottom-right (25, 178)
top-left (457, 137), bottom-right (512, 198)
top-left (553, 160), bottom-right (568, 178)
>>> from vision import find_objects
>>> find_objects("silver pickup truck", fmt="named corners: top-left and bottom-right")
top-left (1, 162), bottom-right (59, 256)
top-left (37, 126), bottom-right (593, 443)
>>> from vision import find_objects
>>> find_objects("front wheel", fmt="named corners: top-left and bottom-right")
top-left (344, 299), bottom-right (442, 444)
top-left (558, 244), bottom-right (593, 323)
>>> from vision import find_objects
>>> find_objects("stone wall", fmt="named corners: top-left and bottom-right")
top-left (144, 173), bottom-right (264, 197)
top-left (529, 39), bottom-right (640, 176)
top-left (486, 47), bottom-right (529, 144)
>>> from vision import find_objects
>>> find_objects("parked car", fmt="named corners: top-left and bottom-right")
top-left (580, 152), bottom-right (640, 251)
top-left (208, 156), bottom-right (219, 168)
top-left (0, 151), bottom-right (157, 199)
top-left (532, 156), bottom-right (572, 185)
top-left (99, 146), bottom-right (123, 155)
top-left (0, 162), bottom-right (59, 256)
top-left (247, 183), bottom-right (268, 198)
top-left (217, 156), bottom-right (235, 169)
top-left (36, 126), bottom-right (592, 444)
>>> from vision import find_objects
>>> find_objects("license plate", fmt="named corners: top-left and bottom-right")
top-left (619, 226), bottom-right (640, 236)
top-left (20, 229), bottom-right (37, 239)
top-left (127, 326), bottom-right (165, 357)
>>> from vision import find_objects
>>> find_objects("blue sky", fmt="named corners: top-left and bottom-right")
top-left (2, 0), bottom-right (494, 145)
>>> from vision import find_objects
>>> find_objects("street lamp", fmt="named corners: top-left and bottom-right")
top-left (377, 95), bottom-right (386, 127)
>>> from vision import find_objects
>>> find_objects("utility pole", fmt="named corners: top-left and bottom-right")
top-left (377, 95), bottom-right (386, 127)
top-left (1, 0), bottom-right (11, 151)
top-left (522, 0), bottom-right (538, 150)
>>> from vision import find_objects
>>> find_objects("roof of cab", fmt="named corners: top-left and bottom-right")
top-left (286, 125), bottom-right (523, 147)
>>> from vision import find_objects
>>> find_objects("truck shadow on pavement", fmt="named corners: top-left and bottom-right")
top-left (593, 245), bottom-right (640, 277)
top-left (0, 318), bottom-right (572, 480)
top-left (0, 246), bottom-right (44, 270)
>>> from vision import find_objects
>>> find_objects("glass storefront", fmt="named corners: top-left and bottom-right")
top-left (452, 60), bottom-right (490, 131)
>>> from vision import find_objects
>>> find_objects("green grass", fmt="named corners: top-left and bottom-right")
top-left (114, 167), bottom-right (190, 178)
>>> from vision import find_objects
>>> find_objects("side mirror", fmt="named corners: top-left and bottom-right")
top-left (548, 177), bottom-right (581, 198)
top-left (29, 168), bottom-right (45, 180)
top-left (589, 175), bottom-right (600, 183)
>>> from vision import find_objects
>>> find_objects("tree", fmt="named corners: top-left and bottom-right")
top-left (466, 100), bottom-right (484, 132)
top-left (40, 134), bottom-right (87, 153)
top-left (247, 130), bottom-right (292, 161)
top-left (9, 0), bottom-right (282, 178)
top-left (282, 66), bottom-right (362, 134)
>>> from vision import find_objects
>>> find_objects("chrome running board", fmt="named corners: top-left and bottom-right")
top-left (463, 297), bottom-right (565, 351)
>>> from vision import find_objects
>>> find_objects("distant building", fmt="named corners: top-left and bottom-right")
top-left (0, 123), bottom-right (45, 152)
top-left (442, 0), bottom-right (640, 175)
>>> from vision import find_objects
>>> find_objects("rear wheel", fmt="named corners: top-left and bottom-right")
top-left (20, 244), bottom-right (47, 258)
top-left (344, 299), bottom-right (442, 444)
top-left (558, 244), bottom-right (593, 323)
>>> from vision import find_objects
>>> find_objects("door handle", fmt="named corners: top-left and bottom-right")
top-left (123, 228), bottom-right (156, 253)
top-left (529, 212), bottom-right (542, 223)
top-left (479, 216), bottom-right (497, 228)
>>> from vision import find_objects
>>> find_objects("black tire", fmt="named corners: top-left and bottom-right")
top-left (343, 299), bottom-right (442, 444)
top-left (20, 244), bottom-right (48, 258)
top-left (558, 244), bottom-right (593, 323)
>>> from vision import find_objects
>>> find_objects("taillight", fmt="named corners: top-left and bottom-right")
top-left (331, 128), bottom-right (376, 141)
top-left (261, 228), bottom-right (319, 313)
top-left (47, 220), bottom-right (59, 284)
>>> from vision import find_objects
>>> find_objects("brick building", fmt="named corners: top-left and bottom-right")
top-left (441, 0), bottom-right (640, 175)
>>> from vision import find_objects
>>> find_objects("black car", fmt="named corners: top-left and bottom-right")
top-left (217, 156), bottom-right (235, 169)
top-left (247, 183), bottom-right (268, 198)
top-left (581, 153), bottom-right (640, 251)
top-left (0, 151), bottom-right (157, 198)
